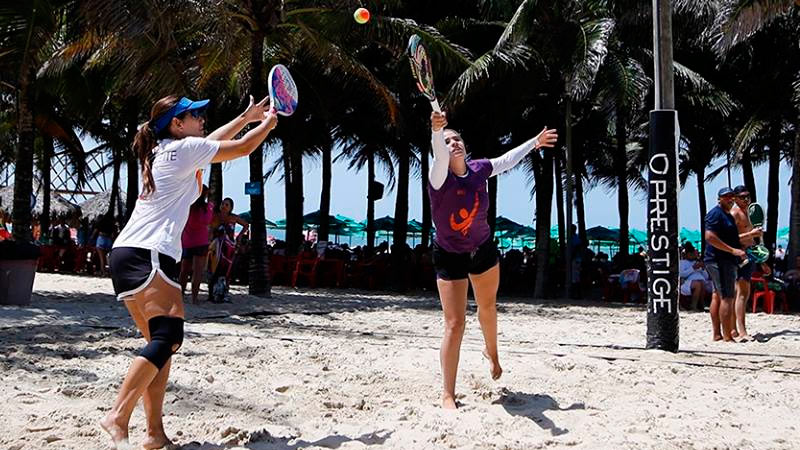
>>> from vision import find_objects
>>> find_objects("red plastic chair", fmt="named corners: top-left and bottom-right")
top-left (751, 276), bottom-right (788, 314)
top-left (291, 252), bottom-right (319, 288)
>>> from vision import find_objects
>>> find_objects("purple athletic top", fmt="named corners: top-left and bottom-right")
top-left (428, 159), bottom-right (493, 253)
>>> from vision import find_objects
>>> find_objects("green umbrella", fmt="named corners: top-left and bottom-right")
top-left (408, 219), bottom-right (423, 234)
top-left (629, 229), bottom-right (647, 246)
top-left (373, 215), bottom-right (395, 232)
top-left (679, 228), bottom-right (702, 245)
top-left (586, 226), bottom-right (619, 242)
top-left (495, 216), bottom-right (524, 233)
top-left (777, 227), bottom-right (790, 243)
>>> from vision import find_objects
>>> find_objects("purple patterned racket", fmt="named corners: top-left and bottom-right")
top-left (407, 34), bottom-right (441, 112)
top-left (268, 64), bottom-right (299, 116)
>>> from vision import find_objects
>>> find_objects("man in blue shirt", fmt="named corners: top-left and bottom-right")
top-left (704, 187), bottom-right (747, 342)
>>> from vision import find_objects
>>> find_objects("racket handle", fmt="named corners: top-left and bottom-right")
top-left (430, 98), bottom-right (441, 112)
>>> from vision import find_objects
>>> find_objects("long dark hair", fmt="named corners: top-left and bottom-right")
top-left (132, 95), bottom-right (181, 198)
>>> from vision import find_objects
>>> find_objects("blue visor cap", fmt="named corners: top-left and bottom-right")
top-left (151, 97), bottom-right (210, 134)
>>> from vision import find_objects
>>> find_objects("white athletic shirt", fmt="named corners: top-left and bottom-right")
top-left (113, 137), bottom-right (220, 261)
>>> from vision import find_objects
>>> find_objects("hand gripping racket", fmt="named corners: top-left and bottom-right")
top-left (268, 64), bottom-right (299, 116)
top-left (740, 202), bottom-right (769, 266)
top-left (407, 34), bottom-right (441, 112)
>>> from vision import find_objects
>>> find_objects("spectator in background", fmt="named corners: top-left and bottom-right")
top-left (679, 243), bottom-right (712, 311)
top-left (92, 212), bottom-right (116, 276)
top-left (179, 185), bottom-right (214, 304)
top-left (704, 187), bottom-right (747, 342)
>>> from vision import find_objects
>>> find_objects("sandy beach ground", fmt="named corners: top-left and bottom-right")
top-left (1, 273), bottom-right (799, 449)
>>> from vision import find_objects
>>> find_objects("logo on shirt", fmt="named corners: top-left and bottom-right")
top-left (449, 192), bottom-right (480, 236)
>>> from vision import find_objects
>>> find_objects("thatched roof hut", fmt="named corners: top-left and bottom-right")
top-left (0, 185), bottom-right (81, 220)
top-left (79, 191), bottom-right (126, 221)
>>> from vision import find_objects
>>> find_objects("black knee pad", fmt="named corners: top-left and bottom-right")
top-left (139, 316), bottom-right (184, 369)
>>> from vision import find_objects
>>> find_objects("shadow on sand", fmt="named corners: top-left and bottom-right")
top-left (180, 429), bottom-right (393, 449)
top-left (492, 389), bottom-right (585, 436)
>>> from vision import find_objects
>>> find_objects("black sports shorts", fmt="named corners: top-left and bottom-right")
top-left (109, 247), bottom-right (180, 301)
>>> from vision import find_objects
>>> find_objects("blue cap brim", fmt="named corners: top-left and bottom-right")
top-left (151, 97), bottom-right (210, 134)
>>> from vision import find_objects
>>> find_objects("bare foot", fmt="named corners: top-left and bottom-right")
top-left (442, 394), bottom-right (458, 410)
top-left (99, 414), bottom-right (134, 450)
top-left (731, 330), bottom-right (739, 338)
top-left (712, 334), bottom-right (723, 341)
top-left (142, 432), bottom-right (175, 450)
top-left (482, 349), bottom-right (503, 380)
top-left (735, 334), bottom-right (753, 343)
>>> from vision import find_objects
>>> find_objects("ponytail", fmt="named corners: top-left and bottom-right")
top-left (132, 95), bottom-right (181, 199)
top-left (133, 122), bottom-right (158, 198)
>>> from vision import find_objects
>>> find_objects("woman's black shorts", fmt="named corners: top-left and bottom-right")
top-left (109, 247), bottom-right (180, 301)
top-left (432, 238), bottom-right (499, 281)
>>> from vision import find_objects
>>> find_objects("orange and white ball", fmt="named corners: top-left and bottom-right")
top-left (354, 7), bottom-right (370, 24)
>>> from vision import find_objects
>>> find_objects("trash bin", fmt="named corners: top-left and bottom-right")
top-left (0, 240), bottom-right (41, 306)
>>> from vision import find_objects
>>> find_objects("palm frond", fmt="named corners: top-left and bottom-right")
top-left (732, 114), bottom-right (768, 157)
top-left (714, 0), bottom-right (797, 53)
top-left (445, 41), bottom-right (536, 107)
top-left (674, 61), bottom-right (739, 116)
top-left (566, 18), bottom-right (615, 101)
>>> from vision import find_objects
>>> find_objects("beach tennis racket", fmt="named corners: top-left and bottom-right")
top-left (407, 34), bottom-right (441, 112)
top-left (268, 64), bottom-right (298, 116)
top-left (740, 202), bottom-right (769, 267)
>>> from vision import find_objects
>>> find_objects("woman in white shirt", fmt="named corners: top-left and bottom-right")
top-left (101, 94), bottom-right (277, 449)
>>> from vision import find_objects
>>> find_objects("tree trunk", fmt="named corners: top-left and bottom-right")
top-left (421, 146), bottom-right (431, 248)
top-left (741, 147), bottom-right (757, 203)
top-left (318, 142), bottom-right (332, 242)
top-left (366, 152), bottom-right (376, 253)
top-left (12, 67), bottom-right (35, 242)
top-left (209, 163), bottom-right (223, 208)
top-left (247, 32), bottom-right (270, 296)
top-left (392, 146), bottom-right (409, 246)
top-left (575, 171), bottom-right (587, 248)
top-left (289, 149), bottom-right (304, 251)
top-left (554, 154), bottom-right (565, 261)
top-left (392, 144), bottom-right (410, 291)
top-left (787, 123), bottom-right (800, 267)
top-left (696, 165), bottom-right (708, 256)
top-left (765, 128), bottom-right (781, 249)
top-left (565, 98), bottom-right (574, 297)
top-left (534, 151), bottom-right (554, 299)
top-left (40, 136), bottom-right (53, 242)
top-left (125, 105), bottom-right (140, 223)
top-left (615, 113), bottom-right (630, 257)
top-left (488, 177), bottom-right (497, 236)
top-left (108, 148), bottom-right (122, 218)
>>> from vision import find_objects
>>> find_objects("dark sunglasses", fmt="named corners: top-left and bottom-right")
top-left (737, 195), bottom-right (750, 200)
top-left (189, 109), bottom-right (206, 119)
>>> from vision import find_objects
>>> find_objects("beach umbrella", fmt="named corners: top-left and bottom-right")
top-left (373, 215), bottom-right (395, 232)
top-left (629, 229), bottom-right (648, 246)
top-left (495, 216), bottom-right (525, 233)
top-left (0, 185), bottom-right (80, 220)
top-left (679, 228), bottom-right (702, 245)
top-left (79, 191), bottom-right (127, 221)
top-left (408, 219), bottom-right (423, 234)
top-left (777, 227), bottom-right (789, 243)
top-left (586, 225), bottom-right (619, 242)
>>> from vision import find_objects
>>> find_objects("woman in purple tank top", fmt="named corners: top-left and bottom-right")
top-left (428, 111), bottom-right (558, 409)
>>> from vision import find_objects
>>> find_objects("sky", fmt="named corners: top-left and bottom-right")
top-left (203, 144), bottom-right (793, 233)
top-left (83, 135), bottom-right (794, 235)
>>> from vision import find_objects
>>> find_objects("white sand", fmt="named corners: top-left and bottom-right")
top-left (1, 273), bottom-right (799, 449)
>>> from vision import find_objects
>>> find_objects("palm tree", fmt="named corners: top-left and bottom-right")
top-left (713, 2), bottom-right (800, 254)
top-left (0, 1), bottom-right (80, 241)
